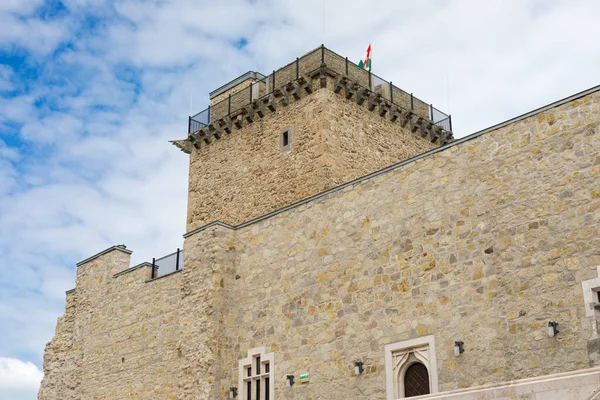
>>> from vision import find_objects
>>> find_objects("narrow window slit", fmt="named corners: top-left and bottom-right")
top-left (282, 131), bottom-right (289, 147)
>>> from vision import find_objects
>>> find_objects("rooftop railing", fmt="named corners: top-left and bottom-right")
top-left (188, 46), bottom-right (451, 135)
top-left (150, 248), bottom-right (183, 279)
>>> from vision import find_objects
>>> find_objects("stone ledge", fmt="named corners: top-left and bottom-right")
top-left (75, 244), bottom-right (131, 267)
top-left (414, 366), bottom-right (600, 400)
top-left (113, 262), bottom-right (152, 278)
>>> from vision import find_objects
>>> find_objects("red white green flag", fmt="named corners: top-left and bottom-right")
top-left (358, 43), bottom-right (371, 71)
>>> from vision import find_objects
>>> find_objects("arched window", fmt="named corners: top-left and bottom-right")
top-left (384, 335), bottom-right (438, 400)
top-left (404, 362), bottom-right (430, 397)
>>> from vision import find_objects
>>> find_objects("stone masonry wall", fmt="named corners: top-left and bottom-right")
top-left (205, 90), bottom-right (600, 399)
top-left (41, 89), bottom-right (600, 400)
top-left (39, 248), bottom-right (183, 400)
top-left (38, 290), bottom-right (80, 400)
top-left (186, 88), bottom-right (437, 232)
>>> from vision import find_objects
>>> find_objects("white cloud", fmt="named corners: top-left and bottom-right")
top-left (1, 3), bottom-right (600, 399)
top-left (0, 66), bottom-right (14, 92)
top-left (0, 357), bottom-right (43, 400)
top-left (0, 15), bottom-right (70, 55)
top-left (0, 0), bottom-right (44, 15)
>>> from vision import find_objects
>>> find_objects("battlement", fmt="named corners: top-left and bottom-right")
top-left (174, 45), bottom-right (452, 154)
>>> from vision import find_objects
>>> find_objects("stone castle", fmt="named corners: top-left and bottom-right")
top-left (39, 46), bottom-right (600, 399)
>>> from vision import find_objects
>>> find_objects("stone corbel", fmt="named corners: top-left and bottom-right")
top-left (217, 117), bottom-right (232, 134)
top-left (285, 81), bottom-right (301, 101)
top-left (389, 106), bottom-right (401, 122)
top-left (316, 65), bottom-right (337, 88)
top-left (429, 126), bottom-right (441, 143)
top-left (400, 110), bottom-right (414, 127)
top-left (234, 113), bottom-right (244, 129)
top-left (357, 87), bottom-right (370, 105)
top-left (297, 76), bottom-right (313, 94)
top-left (379, 101), bottom-right (390, 117)
top-left (345, 83), bottom-right (356, 100)
top-left (367, 93), bottom-right (382, 112)
top-left (198, 128), bottom-right (212, 144)
top-left (427, 126), bottom-right (442, 143)
top-left (242, 107), bottom-right (255, 123)
top-left (319, 68), bottom-right (327, 88)
top-left (251, 99), bottom-right (265, 118)
top-left (187, 133), bottom-right (202, 149)
top-left (263, 94), bottom-right (277, 112)
top-left (334, 77), bottom-right (349, 94)
top-left (170, 139), bottom-right (193, 154)
top-left (411, 117), bottom-right (424, 134)
top-left (274, 87), bottom-right (290, 106)
top-left (443, 130), bottom-right (454, 144)
top-left (419, 122), bottom-right (430, 139)
top-left (207, 123), bottom-right (220, 140)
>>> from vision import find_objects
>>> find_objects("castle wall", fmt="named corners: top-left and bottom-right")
top-left (41, 88), bottom-right (600, 400)
top-left (38, 290), bottom-right (80, 400)
top-left (39, 248), bottom-right (183, 400)
top-left (206, 90), bottom-right (600, 399)
top-left (186, 88), bottom-right (437, 231)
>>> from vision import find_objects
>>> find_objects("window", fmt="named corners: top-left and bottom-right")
top-left (238, 347), bottom-right (274, 400)
top-left (582, 266), bottom-right (600, 318)
top-left (404, 362), bottom-right (430, 397)
top-left (282, 131), bottom-right (289, 147)
top-left (384, 335), bottom-right (438, 400)
top-left (279, 127), bottom-right (293, 151)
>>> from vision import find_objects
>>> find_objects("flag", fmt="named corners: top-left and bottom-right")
top-left (358, 43), bottom-right (371, 71)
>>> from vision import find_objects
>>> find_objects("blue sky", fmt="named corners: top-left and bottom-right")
top-left (1, 1), bottom-right (600, 398)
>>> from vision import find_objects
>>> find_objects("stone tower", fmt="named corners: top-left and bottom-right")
top-left (43, 47), bottom-right (600, 399)
top-left (173, 45), bottom-right (452, 233)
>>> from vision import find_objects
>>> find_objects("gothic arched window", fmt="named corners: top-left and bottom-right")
top-left (404, 362), bottom-right (430, 397)
top-left (384, 335), bottom-right (438, 400)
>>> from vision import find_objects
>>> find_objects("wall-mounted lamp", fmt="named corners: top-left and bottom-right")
top-left (229, 387), bottom-right (237, 399)
top-left (548, 321), bottom-right (559, 337)
top-left (286, 375), bottom-right (295, 387)
top-left (354, 361), bottom-right (364, 375)
top-left (454, 341), bottom-right (465, 357)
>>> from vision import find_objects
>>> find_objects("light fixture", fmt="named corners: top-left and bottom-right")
top-left (286, 375), bottom-right (295, 387)
top-left (229, 387), bottom-right (237, 399)
top-left (354, 361), bottom-right (364, 375)
top-left (454, 341), bottom-right (465, 357)
top-left (548, 321), bottom-right (559, 337)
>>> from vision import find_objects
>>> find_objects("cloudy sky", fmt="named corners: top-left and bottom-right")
top-left (1, 0), bottom-right (599, 398)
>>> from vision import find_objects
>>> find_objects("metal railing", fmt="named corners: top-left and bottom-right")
top-left (151, 248), bottom-right (183, 279)
top-left (430, 105), bottom-right (452, 132)
top-left (188, 45), bottom-right (451, 134)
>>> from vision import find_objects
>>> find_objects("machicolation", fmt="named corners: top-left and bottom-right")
top-left (172, 45), bottom-right (453, 154)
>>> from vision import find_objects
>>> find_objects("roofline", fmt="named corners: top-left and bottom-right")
top-left (183, 83), bottom-right (600, 239)
top-left (76, 245), bottom-right (132, 267)
top-left (113, 262), bottom-right (153, 278)
top-left (209, 71), bottom-right (266, 99)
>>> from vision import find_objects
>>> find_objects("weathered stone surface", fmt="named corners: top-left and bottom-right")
top-left (40, 248), bottom-right (182, 399)
top-left (186, 88), bottom-right (437, 232)
top-left (40, 81), bottom-right (600, 400)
